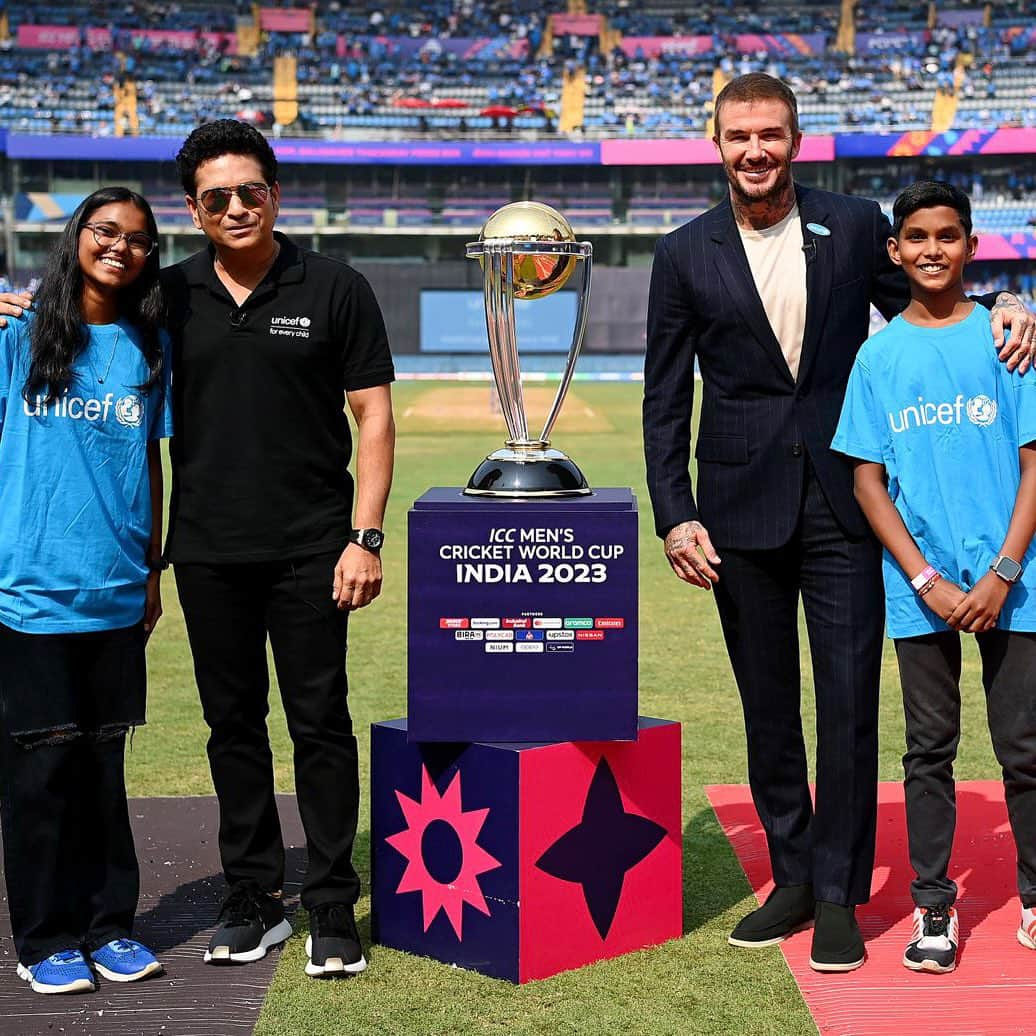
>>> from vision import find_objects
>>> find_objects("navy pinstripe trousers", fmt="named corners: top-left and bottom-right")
top-left (712, 464), bottom-right (884, 905)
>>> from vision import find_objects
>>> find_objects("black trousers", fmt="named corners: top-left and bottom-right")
top-left (895, 630), bottom-right (1036, 908)
top-left (0, 731), bottom-right (139, 965)
top-left (175, 551), bottom-right (361, 910)
top-left (712, 467), bottom-right (884, 906)
top-left (0, 622), bottom-right (144, 965)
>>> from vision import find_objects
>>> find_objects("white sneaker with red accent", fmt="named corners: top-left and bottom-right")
top-left (903, 904), bottom-right (958, 973)
top-left (1018, 906), bottom-right (1036, 950)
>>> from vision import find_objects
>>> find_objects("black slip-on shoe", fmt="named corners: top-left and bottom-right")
top-left (305, 903), bottom-right (367, 977)
top-left (728, 884), bottom-right (815, 948)
top-left (809, 901), bottom-right (865, 972)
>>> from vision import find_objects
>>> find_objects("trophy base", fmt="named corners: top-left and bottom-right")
top-left (464, 447), bottom-right (592, 498)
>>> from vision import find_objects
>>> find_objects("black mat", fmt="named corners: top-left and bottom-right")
top-left (0, 795), bottom-right (306, 1036)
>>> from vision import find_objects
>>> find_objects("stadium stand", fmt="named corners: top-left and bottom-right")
top-left (0, 0), bottom-right (1032, 321)
top-left (0, 1), bottom-right (1032, 137)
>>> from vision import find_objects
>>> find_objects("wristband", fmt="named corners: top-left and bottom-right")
top-left (918, 573), bottom-right (941, 598)
top-left (911, 565), bottom-right (937, 592)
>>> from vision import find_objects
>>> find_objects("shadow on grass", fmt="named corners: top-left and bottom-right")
top-left (681, 803), bottom-right (755, 937)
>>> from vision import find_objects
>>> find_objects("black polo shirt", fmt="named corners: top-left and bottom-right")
top-left (162, 233), bottom-right (394, 564)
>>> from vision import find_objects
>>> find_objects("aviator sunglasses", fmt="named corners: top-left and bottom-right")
top-left (194, 181), bottom-right (272, 215)
top-left (82, 222), bottom-right (157, 257)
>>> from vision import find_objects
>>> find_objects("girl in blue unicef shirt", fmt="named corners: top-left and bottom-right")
top-left (833, 180), bottom-right (1036, 976)
top-left (0, 187), bottom-right (172, 994)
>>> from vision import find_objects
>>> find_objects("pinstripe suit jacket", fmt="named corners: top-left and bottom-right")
top-left (643, 183), bottom-right (912, 549)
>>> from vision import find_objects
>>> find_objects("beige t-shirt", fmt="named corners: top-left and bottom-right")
top-left (737, 206), bottom-right (807, 381)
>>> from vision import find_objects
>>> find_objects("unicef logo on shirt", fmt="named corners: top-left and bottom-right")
top-left (966, 395), bottom-right (998, 427)
top-left (299, 316), bottom-right (311, 328)
top-left (115, 394), bottom-right (144, 428)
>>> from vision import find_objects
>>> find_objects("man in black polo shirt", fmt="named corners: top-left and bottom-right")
top-left (163, 120), bottom-right (395, 977)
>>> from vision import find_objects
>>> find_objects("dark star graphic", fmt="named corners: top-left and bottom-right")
top-left (535, 758), bottom-right (667, 939)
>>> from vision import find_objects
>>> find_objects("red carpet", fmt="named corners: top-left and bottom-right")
top-left (707, 782), bottom-right (1035, 1036)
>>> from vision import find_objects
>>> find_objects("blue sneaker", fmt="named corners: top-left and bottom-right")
top-left (16, 950), bottom-right (95, 994)
top-left (90, 939), bottom-right (163, 982)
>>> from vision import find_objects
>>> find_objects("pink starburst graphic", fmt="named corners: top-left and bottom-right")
top-left (385, 766), bottom-right (502, 939)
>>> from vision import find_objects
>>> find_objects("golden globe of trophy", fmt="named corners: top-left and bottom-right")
top-left (464, 201), bottom-right (593, 497)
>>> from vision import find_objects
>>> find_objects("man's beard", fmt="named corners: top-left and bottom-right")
top-left (725, 161), bottom-right (792, 205)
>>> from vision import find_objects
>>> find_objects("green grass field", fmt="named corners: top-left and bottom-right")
top-left (133, 380), bottom-right (1001, 1035)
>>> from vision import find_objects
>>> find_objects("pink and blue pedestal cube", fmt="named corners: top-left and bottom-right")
top-left (371, 717), bottom-right (682, 983)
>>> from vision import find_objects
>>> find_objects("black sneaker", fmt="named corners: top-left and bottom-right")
top-left (204, 881), bottom-right (293, 965)
top-left (809, 901), bottom-right (865, 972)
top-left (903, 904), bottom-right (958, 973)
top-left (728, 884), bottom-right (815, 948)
top-left (305, 903), bottom-right (367, 977)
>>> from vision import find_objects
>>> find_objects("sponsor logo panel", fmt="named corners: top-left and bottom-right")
top-left (564, 617), bottom-right (594, 628)
top-left (595, 617), bottom-right (625, 629)
top-left (485, 629), bottom-right (514, 641)
top-left (532, 617), bottom-right (563, 628)
top-left (546, 630), bottom-right (575, 641)
top-left (516, 641), bottom-right (544, 653)
top-left (485, 642), bottom-right (514, 653)
top-left (440, 618), bottom-right (470, 629)
top-left (470, 617), bottom-right (501, 629)
top-left (454, 629), bottom-right (484, 641)
top-left (502, 617), bottom-right (531, 629)
top-left (547, 643), bottom-right (575, 653)
top-left (576, 630), bottom-right (605, 641)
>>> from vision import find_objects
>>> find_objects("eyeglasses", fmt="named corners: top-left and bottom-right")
top-left (83, 222), bottom-right (157, 257)
top-left (194, 181), bottom-right (272, 215)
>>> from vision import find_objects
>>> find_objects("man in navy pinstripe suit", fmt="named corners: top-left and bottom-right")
top-left (642, 73), bottom-right (1035, 971)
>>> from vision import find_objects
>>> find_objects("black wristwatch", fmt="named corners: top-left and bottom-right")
top-left (146, 555), bottom-right (169, 572)
top-left (351, 528), bottom-right (385, 552)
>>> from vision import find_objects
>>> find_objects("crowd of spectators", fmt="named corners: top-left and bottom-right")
top-left (0, 1), bottom-right (1033, 136)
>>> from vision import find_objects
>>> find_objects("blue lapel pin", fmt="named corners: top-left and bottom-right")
top-left (806, 222), bottom-right (831, 237)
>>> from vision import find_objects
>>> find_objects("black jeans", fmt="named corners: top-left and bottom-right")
top-left (175, 551), bottom-right (360, 910)
top-left (0, 731), bottom-right (139, 965)
top-left (0, 622), bottom-right (144, 965)
top-left (895, 629), bottom-right (1036, 908)
top-left (712, 466), bottom-right (885, 905)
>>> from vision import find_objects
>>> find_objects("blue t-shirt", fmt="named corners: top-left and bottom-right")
top-left (832, 305), bottom-right (1036, 639)
top-left (0, 316), bottom-right (173, 633)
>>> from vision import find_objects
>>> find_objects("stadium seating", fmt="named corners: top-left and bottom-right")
top-left (0, 1), bottom-right (1033, 138)
top-left (0, 1), bottom-right (1032, 312)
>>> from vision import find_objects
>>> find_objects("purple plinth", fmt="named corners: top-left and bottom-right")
top-left (407, 488), bottom-right (639, 742)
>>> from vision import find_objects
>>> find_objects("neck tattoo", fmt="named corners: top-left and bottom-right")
top-left (87, 327), bottom-right (120, 384)
top-left (731, 184), bottom-right (797, 231)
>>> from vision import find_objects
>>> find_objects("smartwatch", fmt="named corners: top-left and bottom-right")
top-left (351, 528), bottom-right (385, 552)
top-left (990, 555), bottom-right (1023, 584)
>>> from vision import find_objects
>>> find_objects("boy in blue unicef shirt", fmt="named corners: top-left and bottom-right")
top-left (832, 180), bottom-right (1036, 975)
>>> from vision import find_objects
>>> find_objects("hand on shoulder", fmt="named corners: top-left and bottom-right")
top-left (0, 291), bottom-right (33, 329)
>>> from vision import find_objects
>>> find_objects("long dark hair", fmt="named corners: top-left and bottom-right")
top-left (24, 186), bottom-right (164, 404)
